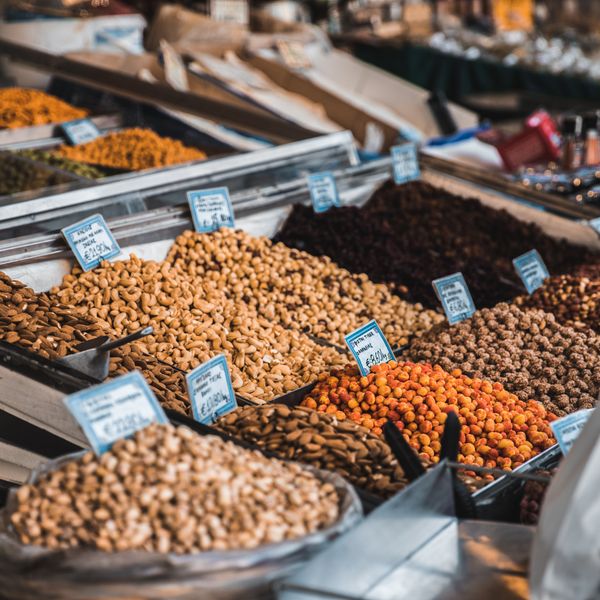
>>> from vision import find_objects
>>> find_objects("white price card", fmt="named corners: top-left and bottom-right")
top-left (308, 172), bottom-right (340, 213)
top-left (187, 186), bottom-right (235, 233)
top-left (391, 142), bottom-right (420, 185)
top-left (62, 213), bottom-right (120, 272)
top-left (345, 320), bottom-right (394, 376)
top-left (589, 217), bottom-right (600, 236)
top-left (432, 272), bottom-right (476, 325)
top-left (61, 118), bottom-right (101, 146)
top-left (513, 249), bottom-right (549, 294)
top-left (550, 409), bottom-right (594, 456)
top-left (186, 354), bottom-right (237, 425)
top-left (64, 371), bottom-right (168, 455)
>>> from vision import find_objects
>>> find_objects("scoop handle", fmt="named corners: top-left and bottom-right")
top-left (99, 326), bottom-right (154, 353)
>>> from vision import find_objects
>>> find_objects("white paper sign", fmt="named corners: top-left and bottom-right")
top-left (62, 213), bottom-right (120, 272)
top-left (550, 409), bottom-right (594, 456)
top-left (64, 371), bottom-right (168, 454)
top-left (186, 354), bottom-right (237, 425)
top-left (345, 320), bottom-right (394, 376)
top-left (187, 186), bottom-right (235, 233)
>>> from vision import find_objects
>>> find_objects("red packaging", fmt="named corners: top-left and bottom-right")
top-left (497, 110), bottom-right (561, 171)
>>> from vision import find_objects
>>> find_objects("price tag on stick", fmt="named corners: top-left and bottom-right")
top-left (308, 172), bottom-right (340, 213)
top-left (513, 249), bottom-right (549, 294)
top-left (550, 409), bottom-right (594, 456)
top-left (64, 371), bottom-right (168, 455)
top-left (186, 354), bottom-right (237, 425)
top-left (345, 320), bottom-right (394, 376)
top-left (391, 142), bottom-right (420, 184)
top-left (432, 272), bottom-right (476, 325)
top-left (62, 213), bottom-right (120, 272)
top-left (61, 118), bottom-right (101, 145)
top-left (187, 187), bottom-right (235, 233)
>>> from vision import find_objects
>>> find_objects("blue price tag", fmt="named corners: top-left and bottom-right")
top-left (307, 172), bottom-right (340, 213)
top-left (513, 249), bottom-right (549, 294)
top-left (550, 409), bottom-right (593, 456)
top-left (186, 354), bottom-right (237, 425)
top-left (391, 142), bottom-right (420, 184)
top-left (61, 213), bottom-right (120, 272)
top-left (64, 371), bottom-right (168, 455)
top-left (61, 118), bottom-right (101, 145)
top-left (187, 187), bottom-right (235, 233)
top-left (345, 320), bottom-right (394, 376)
top-left (432, 272), bottom-right (476, 325)
top-left (589, 217), bottom-right (600, 236)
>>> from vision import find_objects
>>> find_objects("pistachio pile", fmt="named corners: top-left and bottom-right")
top-left (407, 303), bottom-right (600, 416)
top-left (50, 254), bottom-right (347, 405)
top-left (10, 424), bottom-right (341, 552)
top-left (516, 274), bottom-right (600, 333)
top-left (167, 229), bottom-right (442, 347)
top-left (215, 404), bottom-right (409, 498)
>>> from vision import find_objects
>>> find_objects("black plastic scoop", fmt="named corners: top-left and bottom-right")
top-left (55, 326), bottom-right (153, 380)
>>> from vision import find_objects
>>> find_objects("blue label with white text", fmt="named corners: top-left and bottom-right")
top-left (186, 354), bottom-right (237, 425)
top-left (64, 371), bottom-right (168, 455)
top-left (550, 409), bottom-right (593, 455)
top-left (62, 213), bottom-right (120, 272)
top-left (589, 217), bottom-right (600, 236)
top-left (432, 272), bottom-right (476, 325)
top-left (345, 320), bottom-right (394, 376)
top-left (187, 187), bottom-right (235, 233)
top-left (513, 250), bottom-right (549, 294)
top-left (308, 172), bottom-right (340, 213)
top-left (391, 143), bottom-right (420, 184)
top-left (61, 118), bottom-right (101, 145)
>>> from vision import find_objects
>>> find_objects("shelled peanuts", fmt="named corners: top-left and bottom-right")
top-left (407, 303), bottom-right (600, 416)
top-left (56, 128), bottom-right (207, 171)
top-left (0, 88), bottom-right (87, 129)
top-left (10, 424), bottom-right (341, 552)
top-left (274, 181), bottom-right (595, 309)
top-left (50, 254), bottom-right (347, 406)
top-left (301, 361), bottom-right (556, 471)
top-left (516, 274), bottom-right (600, 333)
top-left (167, 229), bottom-right (442, 347)
top-left (215, 404), bottom-right (409, 498)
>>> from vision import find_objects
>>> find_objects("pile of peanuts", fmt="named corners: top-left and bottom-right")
top-left (50, 254), bottom-right (347, 406)
top-left (56, 128), bottom-right (206, 171)
top-left (407, 303), bottom-right (600, 416)
top-left (0, 88), bottom-right (87, 129)
top-left (516, 274), bottom-right (600, 333)
top-left (301, 360), bottom-right (556, 471)
top-left (215, 404), bottom-right (409, 498)
top-left (167, 229), bottom-right (442, 347)
top-left (10, 424), bottom-right (340, 553)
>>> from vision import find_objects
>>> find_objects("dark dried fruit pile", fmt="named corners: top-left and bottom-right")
top-left (520, 467), bottom-right (558, 525)
top-left (274, 181), bottom-right (594, 309)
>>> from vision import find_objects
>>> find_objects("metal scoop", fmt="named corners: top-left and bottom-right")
top-left (55, 326), bottom-right (154, 381)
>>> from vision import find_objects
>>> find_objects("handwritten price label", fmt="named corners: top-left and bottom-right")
top-left (186, 354), bottom-right (237, 425)
top-left (62, 214), bottom-right (120, 272)
top-left (61, 118), bottom-right (101, 145)
top-left (64, 371), bottom-right (168, 455)
top-left (345, 320), bottom-right (394, 376)
top-left (513, 249), bottom-right (549, 294)
top-left (308, 172), bottom-right (340, 213)
top-left (432, 272), bottom-right (476, 325)
top-left (187, 187), bottom-right (235, 233)
top-left (391, 142), bottom-right (420, 185)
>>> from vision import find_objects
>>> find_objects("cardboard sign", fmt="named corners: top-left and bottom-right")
top-left (432, 272), bottom-right (476, 325)
top-left (62, 213), bottom-right (120, 272)
top-left (391, 142), bottom-right (420, 184)
top-left (513, 249), bottom-right (549, 294)
top-left (187, 186), bottom-right (235, 233)
top-left (61, 118), bottom-right (101, 145)
top-left (551, 409), bottom-right (594, 456)
top-left (345, 320), bottom-right (394, 376)
top-left (308, 172), bottom-right (340, 213)
top-left (64, 371), bottom-right (168, 454)
top-left (186, 354), bottom-right (237, 425)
